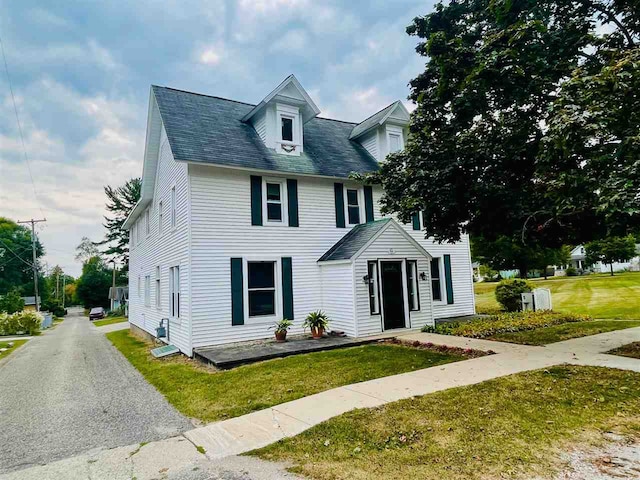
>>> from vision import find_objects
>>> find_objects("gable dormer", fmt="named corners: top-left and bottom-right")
top-left (242, 75), bottom-right (320, 156)
top-left (350, 101), bottom-right (410, 162)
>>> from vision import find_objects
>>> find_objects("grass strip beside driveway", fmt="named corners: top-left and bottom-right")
top-left (252, 366), bottom-right (640, 480)
top-left (106, 330), bottom-right (464, 423)
top-left (0, 339), bottom-right (28, 360)
top-left (94, 316), bottom-right (128, 327)
top-left (608, 341), bottom-right (640, 359)
top-left (488, 319), bottom-right (640, 345)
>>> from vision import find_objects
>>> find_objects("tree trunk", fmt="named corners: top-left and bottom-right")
top-left (610, 263), bottom-right (614, 276)
top-left (518, 264), bottom-right (529, 280)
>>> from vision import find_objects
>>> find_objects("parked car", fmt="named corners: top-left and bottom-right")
top-left (89, 307), bottom-right (105, 321)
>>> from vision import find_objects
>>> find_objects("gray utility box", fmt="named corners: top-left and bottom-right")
top-left (521, 288), bottom-right (553, 311)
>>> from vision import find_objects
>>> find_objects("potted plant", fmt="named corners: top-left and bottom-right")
top-left (303, 310), bottom-right (330, 339)
top-left (270, 318), bottom-right (293, 342)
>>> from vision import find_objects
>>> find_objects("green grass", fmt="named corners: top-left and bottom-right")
top-left (608, 341), bottom-right (640, 359)
top-left (107, 330), bottom-right (464, 423)
top-left (488, 319), bottom-right (640, 345)
top-left (252, 366), bottom-right (640, 480)
top-left (93, 316), bottom-right (128, 327)
top-left (475, 272), bottom-right (640, 319)
top-left (0, 339), bottom-right (28, 360)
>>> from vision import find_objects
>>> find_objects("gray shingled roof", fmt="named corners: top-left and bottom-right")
top-left (318, 219), bottom-right (392, 262)
top-left (152, 86), bottom-right (380, 178)
top-left (348, 101), bottom-right (398, 140)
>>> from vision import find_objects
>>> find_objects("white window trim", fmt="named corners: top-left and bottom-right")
top-left (170, 185), bottom-right (177, 231)
top-left (144, 275), bottom-right (151, 307)
top-left (367, 261), bottom-right (380, 315)
top-left (169, 265), bottom-right (181, 320)
top-left (137, 275), bottom-right (141, 299)
top-left (158, 200), bottom-right (164, 237)
top-left (155, 266), bottom-right (161, 310)
top-left (344, 186), bottom-right (365, 227)
top-left (275, 103), bottom-right (301, 155)
top-left (242, 257), bottom-right (282, 324)
top-left (262, 177), bottom-right (289, 226)
top-left (407, 260), bottom-right (420, 311)
top-left (145, 209), bottom-right (150, 237)
top-left (386, 125), bottom-right (405, 155)
top-left (430, 257), bottom-right (445, 304)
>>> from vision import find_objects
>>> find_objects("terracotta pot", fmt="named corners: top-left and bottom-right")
top-left (311, 326), bottom-right (324, 339)
top-left (275, 330), bottom-right (287, 342)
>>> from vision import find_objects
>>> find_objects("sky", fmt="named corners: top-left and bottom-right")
top-left (0, 0), bottom-right (434, 277)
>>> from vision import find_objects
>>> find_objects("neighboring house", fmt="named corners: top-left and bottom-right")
top-left (22, 296), bottom-right (40, 311)
top-left (123, 75), bottom-right (475, 356)
top-left (108, 287), bottom-right (129, 313)
top-left (557, 245), bottom-right (640, 273)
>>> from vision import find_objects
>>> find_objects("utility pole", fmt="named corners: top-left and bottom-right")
top-left (62, 273), bottom-right (66, 309)
top-left (17, 218), bottom-right (46, 312)
top-left (56, 269), bottom-right (60, 301)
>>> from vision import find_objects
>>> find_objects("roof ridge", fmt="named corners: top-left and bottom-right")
top-left (314, 116), bottom-right (357, 125)
top-left (353, 100), bottom-right (399, 128)
top-left (152, 85), bottom-right (257, 107)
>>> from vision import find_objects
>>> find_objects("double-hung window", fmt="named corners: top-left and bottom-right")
top-left (170, 186), bottom-right (176, 230)
top-left (144, 275), bottom-right (151, 307)
top-left (407, 260), bottom-right (419, 311)
top-left (169, 266), bottom-right (180, 317)
top-left (247, 261), bottom-right (276, 317)
top-left (145, 209), bottom-right (150, 236)
top-left (155, 266), bottom-right (161, 309)
top-left (266, 182), bottom-right (283, 222)
top-left (367, 261), bottom-right (380, 315)
top-left (430, 258), bottom-right (443, 301)
top-left (158, 201), bottom-right (163, 236)
top-left (346, 189), bottom-right (360, 225)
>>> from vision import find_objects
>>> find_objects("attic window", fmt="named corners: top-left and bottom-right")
top-left (281, 117), bottom-right (293, 142)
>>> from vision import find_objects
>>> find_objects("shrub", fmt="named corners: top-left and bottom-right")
top-left (495, 279), bottom-right (532, 312)
top-left (566, 266), bottom-right (577, 276)
top-left (421, 311), bottom-right (589, 339)
top-left (0, 311), bottom-right (41, 335)
top-left (0, 289), bottom-right (25, 314)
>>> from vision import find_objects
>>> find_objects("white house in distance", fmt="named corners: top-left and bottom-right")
top-left (563, 245), bottom-right (640, 273)
top-left (123, 75), bottom-right (475, 357)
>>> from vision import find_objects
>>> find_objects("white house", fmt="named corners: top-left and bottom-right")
top-left (123, 75), bottom-right (475, 356)
top-left (563, 245), bottom-right (640, 273)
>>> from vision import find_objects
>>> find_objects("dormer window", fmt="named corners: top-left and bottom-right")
top-left (281, 117), bottom-right (293, 142)
top-left (389, 133), bottom-right (402, 153)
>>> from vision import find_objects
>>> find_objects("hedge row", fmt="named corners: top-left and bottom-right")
top-left (0, 311), bottom-right (42, 335)
top-left (422, 311), bottom-right (590, 338)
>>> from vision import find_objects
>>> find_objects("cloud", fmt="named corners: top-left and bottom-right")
top-left (198, 46), bottom-right (224, 65)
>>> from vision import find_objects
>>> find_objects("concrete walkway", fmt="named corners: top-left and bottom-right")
top-left (94, 320), bottom-right (130, 333)
top-left (5, 326), bottom-right (640, 480)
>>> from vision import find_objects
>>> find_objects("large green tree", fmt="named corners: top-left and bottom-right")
top-left (585, 235), bottom-right (638, 275)
top-left (0, 217), bottom-right (44, 295)
top-left (365, 0), bottom-right (640, 251)
top-left (97, 177), bottom-right (141, 267)
top-left (75, 256), bottom-right (112, 309)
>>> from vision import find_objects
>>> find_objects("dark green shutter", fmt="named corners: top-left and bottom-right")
top-left (334, 183), bottom-right (345, 228)
top-left (282, 257), bottom-right (294, 319)
top-left (412, 213), bottom-right (420, 230)
top-left (231, 258), bottom-right (244, 325)
top-left (250, 176), bottom-right (262, 226)
top-left (364, 186), bottom-right (374, 223)
top-left (287, 179), bottom-right (299, 227)
top-left (443, 254), bottom-right (454, 304)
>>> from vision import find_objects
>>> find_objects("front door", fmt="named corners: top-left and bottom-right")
top-left (380, 261), bottom-right (405, 330)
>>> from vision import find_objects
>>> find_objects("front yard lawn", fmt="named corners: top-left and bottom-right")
top-left (252, 366), bottom-right (640, 480)
top-left (475, 271), bottom-right (640, 319)
top-left (608, 341), bottom-right (640, 359)
top-left (488, 319), bottom-right (640, 345)
top-left (93, 316), bottom-right (128, 327)
top-left (107, 330), bottom-right (465, 423)
top-left (0, 339), bottom-right (28, 361)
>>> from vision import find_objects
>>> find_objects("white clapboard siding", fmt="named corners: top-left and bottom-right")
top-left (360, 130), bottom-right (379, 161)
top-left (128, 125), bottom-right (192, 354)
top-left (319, 262), bottom-right (356, 337)
top-left (354, 227), bottom-right (434, 337)
top-left (372, 188), bottom-right (476, 319)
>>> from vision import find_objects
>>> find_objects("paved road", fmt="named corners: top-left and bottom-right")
top-left (0, 307), bottom-right (192, 474)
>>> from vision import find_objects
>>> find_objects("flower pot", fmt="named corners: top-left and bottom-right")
top-left (275, 330), bottom-right (287, 342)
top-left (311, 326), bottom-right (324, 339)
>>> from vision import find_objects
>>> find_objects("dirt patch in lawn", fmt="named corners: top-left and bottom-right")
top-left (607, 341), bottom-right (640, 359)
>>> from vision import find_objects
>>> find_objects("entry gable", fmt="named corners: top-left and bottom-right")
top-left (318, 218), bottom-right (431, 263)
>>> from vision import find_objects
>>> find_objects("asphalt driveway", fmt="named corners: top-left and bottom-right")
top-left (0, 307), bottom-right (192, 474)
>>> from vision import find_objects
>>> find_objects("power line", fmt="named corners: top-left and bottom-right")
top-left (0, 34), bottom-right (45, 218)
top-left (0, 238), bottom-right (35, 268)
